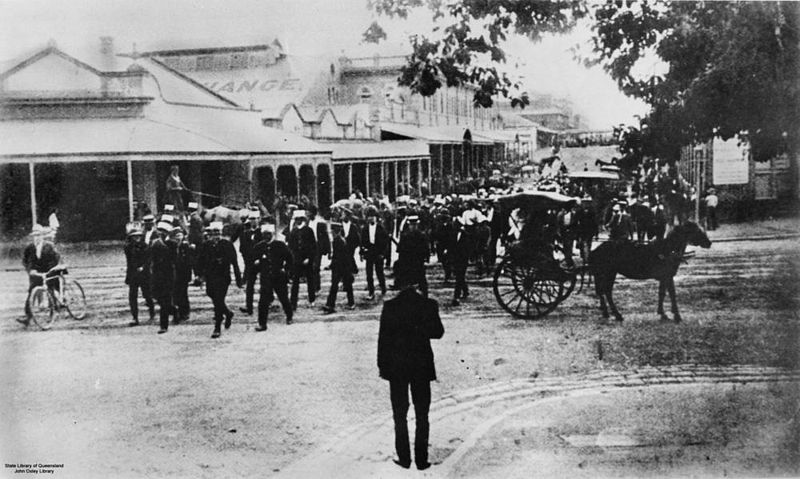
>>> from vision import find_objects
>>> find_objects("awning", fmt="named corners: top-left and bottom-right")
top-left (0, 104), bottom-right (332, 158)
top-left (329, 140), bottom-right (430, 162)
top-left (381, 123), bottom-right (492, 145)
top-left (568, 170), bottom-right (620, 180)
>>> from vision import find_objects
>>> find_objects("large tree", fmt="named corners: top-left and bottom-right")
top-left (368, 0), bottom-right (800, 163)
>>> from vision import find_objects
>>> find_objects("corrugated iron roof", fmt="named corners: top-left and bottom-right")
top-left (381, 123), bottom-right (493, 144)
top-left (0, 105), bottom-right (331, 157)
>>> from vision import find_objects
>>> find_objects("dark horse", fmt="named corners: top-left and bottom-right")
top-left (588, 221), bottom-right (711, 322)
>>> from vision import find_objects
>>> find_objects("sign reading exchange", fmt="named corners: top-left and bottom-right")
top-left (202, 78), bottom-right (302, 94)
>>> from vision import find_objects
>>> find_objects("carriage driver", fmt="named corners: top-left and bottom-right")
top-left (21, 224), bottom-right (61, 325)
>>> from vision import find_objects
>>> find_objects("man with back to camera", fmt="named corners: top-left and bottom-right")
top-left (377, 265), bottom-right (444, 470)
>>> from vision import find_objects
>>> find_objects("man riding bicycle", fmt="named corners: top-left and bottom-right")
top-left (21, 224), bottom-right (61, 325)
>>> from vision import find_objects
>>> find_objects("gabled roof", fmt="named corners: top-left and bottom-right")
top-left (136, 57), bottom-right (239, 108)
top-left (0, 45), bottom-right (103, 81)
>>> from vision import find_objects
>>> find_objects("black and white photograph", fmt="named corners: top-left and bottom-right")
top-left (0, 0), bottom-right (798, 477)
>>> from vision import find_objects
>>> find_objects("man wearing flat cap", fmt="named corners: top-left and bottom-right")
top-left (21, 225), bottom-right (61, 325)
top-left (252, 222), bottom-right (294, 329)
top-left (377, 266), bottom-right (444, 470)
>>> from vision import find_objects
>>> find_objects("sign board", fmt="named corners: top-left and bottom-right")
top-left (713, 138), bottom-right (749, 185)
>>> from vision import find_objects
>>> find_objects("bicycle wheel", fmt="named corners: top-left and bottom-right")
top-left (64, 279), bottom-right (87, 320)
top-left (28, 286), bottom-right (55, 330)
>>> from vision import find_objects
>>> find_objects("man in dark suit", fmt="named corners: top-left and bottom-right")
top-left (149, 220), bottom-right (177, 334)
top-left (449, 217), bottom-right (473, 306)
top-left (238, 210), bottom-right (262, 315)
top-left (124, 225), bottom-right (154, 327)
top-left (287, 211), bottom-right (317, 309)
top-left (341, 210), bottom-right (361, 265)
top-left (360, 206), bottom-right (389, 299)
top-left (21, 225), bottom-right (61, 325)
top-left (197, 221), bottom-right (242, 338)
top-left (252, 222), bottom-right (294, 330)
top-left (322, 222), bottom-right (356, 313)
top-left (306, 207), bottom-right (330, 294)
top-left (171, 226), bottom-right (193, 323)
top-left (377, 267), bottom-right (444, 470)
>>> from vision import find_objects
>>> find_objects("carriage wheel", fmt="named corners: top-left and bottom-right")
top-left (551, 245), bottom-right (578, 302)
top-left (493, 257), bottom-right (562, 320)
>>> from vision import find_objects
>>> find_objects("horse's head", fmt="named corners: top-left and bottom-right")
top-left (681, 221), bottom-right (712, 248)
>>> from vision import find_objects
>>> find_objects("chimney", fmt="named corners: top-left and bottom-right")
top-left (99, 36), bottom-right (117, 71)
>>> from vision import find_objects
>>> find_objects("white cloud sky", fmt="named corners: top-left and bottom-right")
top-left (0, 0), bottom-right (647, 128)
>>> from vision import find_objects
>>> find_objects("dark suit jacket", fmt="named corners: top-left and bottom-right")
top-left (23, 241), bottom-right (60, 274)
top-left (149, 237), bottom-right (175, 293)
top-left (360, 224), bottom-right (389, 258)
top-left (330, 235), bottom-right (357, 274)
top-left (288, 225), bottom-right (317, 264)
top-left (378, 288), bottom-right (444, 382)
top-left (342, 221), bottom-right (361, 255)
top-left (252, 239), bottom-right (293, 282)
top-left (448, 229), bottom-right (473, 266)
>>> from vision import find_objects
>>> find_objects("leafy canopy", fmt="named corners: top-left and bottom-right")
top-left (368, 0), bottom-right (800, 163)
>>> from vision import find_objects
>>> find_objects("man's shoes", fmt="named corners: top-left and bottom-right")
top-left (157, 328), bottom-right (168, 334)
top-left (224, 311), bottom-right (234, 329)
top-left (322, 306), bottom-right (335, 314)
top-left (254, 325), bottom-right (267, 332)
top-left (451, 299), bottom-right (460, 307)
top-left (346, 303), bottom-right (356, 310)
top-left (392, 459), bottom-right (411, 469)
top-left (286, 316), bottom-right (293, 325)
top-left (416, 462), bottom-right (432, 471)
top-left (128, 319), bottom-right (139, 327)
top-left (239, 307), bottom-right (252, 315)
top-left (211, 330), bottom-right (221, 339)
top-left (366, 293), bottom-right (375, 301)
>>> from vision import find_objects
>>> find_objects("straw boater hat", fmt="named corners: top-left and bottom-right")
top-left (260, 223), bottom-right (276, 234)
top-left (292, 210), bottom-right (307, 220)
top-left (248, 210), bottom-right (261, 220)
top-left (188, 202), bottom-right (199, 210)
top-left (157, 220), bottom-right (173, 232)
top-left (125, 222), bottom-right (143, 237)
top-left (142, 214), bottom-right (155, 223)
top-left (160, 214), bottom-right (175, 225)
top-left (209, 221), bottom-right (223, 232)
top-left (164, 204), bottom-right (175, 212)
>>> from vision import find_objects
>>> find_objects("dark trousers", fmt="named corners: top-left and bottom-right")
top-left (435, 244), bottom-right (451, 280)
top-left (409, 268), bottom-right (428, 298)
top-left (707, 206), bottom-right (717, 230)
top-left (312, 253), bottom-right (323, 293)
top-left (243, 263), bottom-right (257, 312)
top-left (258, 278), bottom-right (292, 327)
top-left (173, 280), bottom-right (189, 320)
top-left (128, 275), bottom-right (154, 321)
top-left (291, 262), bottom-right (316, 307)
top-left (365, 255), bottom-right (386, 295)
top-left (154, 292), bottom-right (172, 330)
top-left (390, 379), bottom-right (431, 467)
top-left (25, 273), bottom-right (60, 318)
top-left (453, 262), bottom-right (468, 300)
top-left (326, 268), bottom-right (354, 309)
top-left (561, 232), bottom-right (575, 266)
top-left (206, 280), bottom-right (230, 331)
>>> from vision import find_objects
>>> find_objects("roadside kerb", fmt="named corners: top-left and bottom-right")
top-left (276, 364), bottom-right (800, 478)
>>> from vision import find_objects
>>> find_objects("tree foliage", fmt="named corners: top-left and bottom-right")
top-left (369, 0), bottom-right (800, 163)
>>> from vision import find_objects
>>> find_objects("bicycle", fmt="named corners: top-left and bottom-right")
top-left (26, 265), bottom-right (87, 330)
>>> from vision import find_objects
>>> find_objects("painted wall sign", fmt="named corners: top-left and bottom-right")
top-left (202, 78), bottom-right (302, 93)
top-left (713, 138), bottom-right (749, 185)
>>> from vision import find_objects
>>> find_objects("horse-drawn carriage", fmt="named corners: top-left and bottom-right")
top-left (490, 189), bottom-right (713, 323)
top-left (491, 190), bottom-right (582, 320)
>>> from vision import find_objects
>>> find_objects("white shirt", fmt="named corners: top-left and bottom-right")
top-left (35, 242), bottom-right (44, 258)
top-left (368, 224), bottom-right (376, 243)
top-left (48, 213), bottom-right (59, 230)
top-left (343, 221), bottom-right (351, 237)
